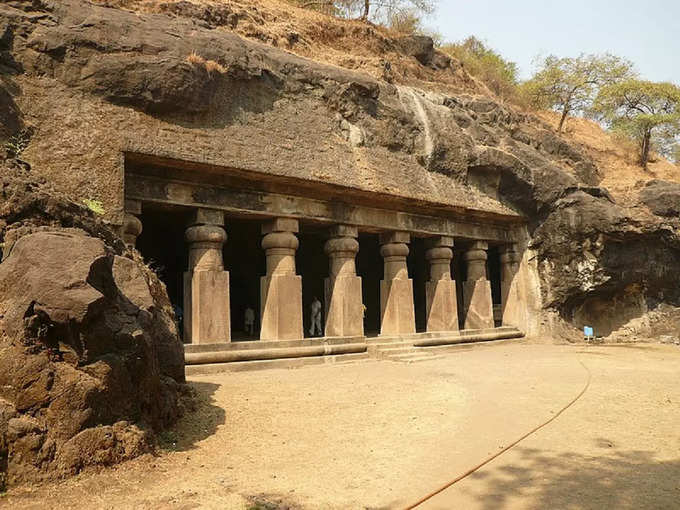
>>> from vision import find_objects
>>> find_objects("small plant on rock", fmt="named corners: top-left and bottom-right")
top-left (4, 129), bottom-right (31, 158)
top-left (186, 51), bottom-right (227, 75)
top-left (83, 198), bottom-right (106, 215)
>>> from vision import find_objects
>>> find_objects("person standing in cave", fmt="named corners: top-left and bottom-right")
top-left (309, 296), bottom-right (323, 337)
top-left (244, 306), bottom-right (255, 337)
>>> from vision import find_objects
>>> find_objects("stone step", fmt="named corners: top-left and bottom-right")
top-left (415, 336), bottom-right (525, 353)
top-left (375, 346), bottom-right (415, 354)
top-left (186, 352), bottom-right (372, 376)
top-left (388, 353), bottom-right (443, 363)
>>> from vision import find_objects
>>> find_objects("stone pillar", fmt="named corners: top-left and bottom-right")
top-left (122, 200), bottom-right (142, 248)
top-left (379, 231), bottom-right (416, 335)
top-left (500, 244), bottom-right (524, 328)
top-left (463, 241), bottom-right (495, 330)
top-left (425, 236), bottom-right (459, 332)
top-left (183, 208), bottom-right (230, 344)
top-left (324, 225), bottom-right (363, 338)
top-left (260, 218), bottom-right (303, 341)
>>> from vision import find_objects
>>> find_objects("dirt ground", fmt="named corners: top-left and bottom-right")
top-left (4, 340), bottom-right (680, 509)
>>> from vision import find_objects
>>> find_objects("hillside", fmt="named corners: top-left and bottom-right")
top-left (95, 0), bottom-right (482, 94)
top-left (538, 111), bottom-right (680, 201)
top-left (100, 0), bottom-right (680, 195)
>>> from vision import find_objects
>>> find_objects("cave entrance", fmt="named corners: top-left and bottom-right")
top-left (223, 217), bottom-right (265, 341)
top-left (408, 237), bottom-right (427, 333)
top-left (136, 205), bottom-right (191, 340)
top-left (357, 233), bottom-right (380, 336)
top-left (297, 230), bottom-right (327, 338)
top-left (452, 247), bottom-right (467, 330)
top-left (487, 246), bottom-right (503, 327)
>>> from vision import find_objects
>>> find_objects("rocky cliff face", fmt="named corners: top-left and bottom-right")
top-left (2, 0), bottom-right (678, 335)
top-left (0, 0), bottom-right (679, 482)
top-left (0, 162), bottom-right (188, 488)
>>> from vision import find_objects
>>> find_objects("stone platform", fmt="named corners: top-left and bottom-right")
top-left (184, 327), bottom-right (524, 374)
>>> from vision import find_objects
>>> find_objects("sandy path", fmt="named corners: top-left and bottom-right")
top-left (4, 342), bottom-right (680, 509)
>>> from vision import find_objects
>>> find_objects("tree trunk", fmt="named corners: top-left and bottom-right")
top-left (640, 130), bottom-right (652, 170)
top-left (362, 0), bottom-right (369, 19)
top-left (557, 106), bottom-right (569, 133)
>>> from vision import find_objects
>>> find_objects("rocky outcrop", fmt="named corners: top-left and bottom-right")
top-left (640, 180), bottom-right (680, 218)
top-left (1, 2), bottom-right (679, 327)
top-left (0, 164), bottom-right (187, 487)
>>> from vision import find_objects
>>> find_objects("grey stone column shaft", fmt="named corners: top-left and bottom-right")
top-left (462, 241), bottom-right (494, 330)
top-left (379, 231), bottom-right (416, 335)
top-left (324, 225), bottom-right (363, 337)
top-left (260, 218), bottom-right (303, 341)
top-left (425, 236), bottom-right (459, 332)
top-left (183, 208), bottom-right (231, 344)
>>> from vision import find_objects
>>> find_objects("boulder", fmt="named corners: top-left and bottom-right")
top-left (0, 166), bottom-right (187, 487)
top-left (394, 35), bottom-right (435, 66)
top-left (640, 180), bottom-right (680, 218)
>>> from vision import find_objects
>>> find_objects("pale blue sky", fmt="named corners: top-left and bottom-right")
top-left (429, 0), bottom-right (680, 83)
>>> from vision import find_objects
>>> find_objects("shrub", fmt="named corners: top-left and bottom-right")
top-left (440, 36), bottom-right (519, 100)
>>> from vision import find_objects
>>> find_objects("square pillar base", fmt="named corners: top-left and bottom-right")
top-left (463, 279), bottom-right (495, 330)
top-left (426, 279), bottom-right (459, 332)
top-left (501, 277), bottom-right (526, 329)
top-left (260, 274), bottom-right (303, 341)
top-left (380, 279), bottom-right (416, 336)
top-left (183, 271), bottom-right (231, 344)
top-left (324, 275), bottom-right (364, 337)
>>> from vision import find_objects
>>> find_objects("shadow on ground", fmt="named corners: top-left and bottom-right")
top-left (462, 445), bottom-right (680, 509)
top-left (159, 381), bottom-right (226, 451)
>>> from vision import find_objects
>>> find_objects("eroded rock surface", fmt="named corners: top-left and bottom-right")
top-left (640, 180), bottom-right (680, 218)
top-left (0, 164), bottom-right (186, 488)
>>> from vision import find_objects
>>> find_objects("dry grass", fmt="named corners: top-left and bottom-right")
top-left (185, 51), bottom-right (227, 74)
top-left (536, 111), bottom-right (680, 202)
top-left (93, 0), bottom-right (482, 96)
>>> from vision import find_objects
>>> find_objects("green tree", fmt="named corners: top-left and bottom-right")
top-left (522, 53), bottom-right (636, 133)
top-left (593, 80), bottom-right (680, 169)
top-left (441, 36), bottom-right (519, 99)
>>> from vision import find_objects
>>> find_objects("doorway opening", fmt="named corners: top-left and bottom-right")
top-left (487, 246), bottom-right (502, 327)
top-left (407, 237), bottom-right (427, 332)
top-left (356, 233), bottom-right (380, 336)
top-left (297, 230), bottom-right (327, 338)
top-left (223, 218), bottom-right (266, 341)
top-left (136, 205), bottom-right (190, 339)
top-left (452, 245), bottom-right (467, 330)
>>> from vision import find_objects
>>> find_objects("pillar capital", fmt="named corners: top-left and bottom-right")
top-left (124, 199), bottom-right (142, 216)
top-left (262, 231), bottom-right (298, 276)
top-left (463, 241), bottom-right (489, 265)
top-left (425, 235), bottom-right (454, 249)
top-left (499, 244), bottom-right (520, 266)
top-left (328, 224), bottom-right (358, 239)
top-left (186, 224), bottom-right (227, 272)
top-left (379, 231), bottom-right (410, 245)
top-left (262, 217), bottom-right (299, 235)
top-left (190, 208), bottom-right (224, 226)
top-left (122, 212), bottom-right (142, 248)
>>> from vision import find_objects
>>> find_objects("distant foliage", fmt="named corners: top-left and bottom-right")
top-left (673, 144), bottom-right (680, 165)
top-left (592, 80), bottom-right (680, 169)
top-left (441, 36), bottom-right (519, 100)
top-left (521, 53), bottom-right (636, 132)
top-left (292, 0), bottom-right (436, 30)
